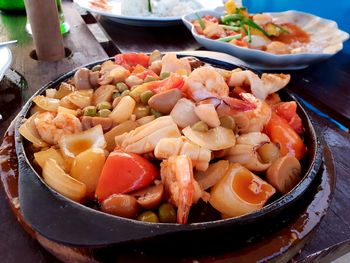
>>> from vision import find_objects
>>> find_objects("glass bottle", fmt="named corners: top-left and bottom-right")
top-left (0, 0), bottom-right (25, 12)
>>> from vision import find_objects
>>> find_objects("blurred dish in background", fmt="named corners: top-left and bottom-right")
top-left (183, 8), bottom-right (349, 70)
top-left (74, 0), bottom-right (223, 26)
top-left (0, 46), bottom-right (12, 81)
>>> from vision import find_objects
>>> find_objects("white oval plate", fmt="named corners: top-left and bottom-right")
top-left (74, 0), bottom-right (223, 27)
top-left (0, 47), bottom-right (12, 81)
top-left (182, 10), bottom-right (349, 70)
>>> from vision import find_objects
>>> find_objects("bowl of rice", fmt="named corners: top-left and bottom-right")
top-left (74, 0), bottom-right (223, 26)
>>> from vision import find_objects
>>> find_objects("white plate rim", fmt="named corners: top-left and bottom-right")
top-left (0, 47), bottom-right (12, 81)
top-left (73, 0), bottom-right (223, 23)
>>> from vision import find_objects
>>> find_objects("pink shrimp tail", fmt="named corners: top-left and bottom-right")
top-left (222, 96), bottom-right (257, 112)
top-left (175, 156), bottom-right (194, 224)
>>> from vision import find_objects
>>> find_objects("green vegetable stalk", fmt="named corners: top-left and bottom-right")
top-left (195, 13), bottom-right (206, 30)
top-left (148, 0), bottom-right (152, 13)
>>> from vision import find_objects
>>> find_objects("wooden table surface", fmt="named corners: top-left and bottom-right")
top-left (0, 0), bottom-right (350, 262)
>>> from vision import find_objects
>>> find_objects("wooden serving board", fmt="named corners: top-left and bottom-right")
top-left (0, 118), bottom-right (336, 263)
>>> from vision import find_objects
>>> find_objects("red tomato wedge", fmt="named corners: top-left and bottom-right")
top-left (95, 150), bottom-right (159, 202)
top-left (115, 53), bottom-right (150, 71)
top-left (274, 101), bottom-right (304, 134)
top-left (265, 113), bottom-right (306, 160)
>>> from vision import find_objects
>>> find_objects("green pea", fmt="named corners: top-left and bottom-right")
top-left (144, 76), bottom-right (156, 83)
top-left (219, 116), bottom-right (235, 130)
top-left (112, 91), bottom-right (121, 99)
top-left (158, 203), bottom-right (176, 223)
top-left (96, 101), bottom-right (112, 111)
top-left (150, 108), bottom-right (162, 118)
top-left (116, 82), bottom-right (129, 93)
top-left (160, 71), bottom-right (170, 80)
top-left (83, 106), bottom-right (97, 117)
top-left (138, 211), bottom-right (159, 223)
top-left (192, 121), bottom-right (209, 132)
top-left (121, 90), bottom-right (131, 97)
top-left (91, 64), bottom-right (101, 72)
top-left (140, 90), bottom-right (154, 104)
top-left (98, 109), bottom-right (112, 118)
top-left (133, 105), bottom-right (150, 119)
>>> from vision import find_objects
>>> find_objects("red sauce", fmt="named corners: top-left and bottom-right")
top-left (272, 23), bottom-right (310, 44)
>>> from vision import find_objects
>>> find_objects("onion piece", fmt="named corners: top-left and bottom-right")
top-left (43, 158), bottom-right (86, 202)
top-left (209, 164), bottom-right (275, 217)
top-left (182, 126), bottom-right (235, 151)
top-left (170, 98), bottom-right (199, 128)
top-left (34, 147), bottom-right (67, 171)
top-left (194, 160), bottom-right (229, 190)
top-left (109, 95), bottom-right (136, 124)
top-left (18, 113), bottom-right (48, 148)
top-left (194, 103), bottom-right (220, 128)
top-left (32, 95), bottom-right (60, 112)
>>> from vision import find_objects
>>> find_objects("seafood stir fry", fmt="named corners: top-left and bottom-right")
top-left (19, 50), bottom-right (307, 224)
top-left (193, 0), bottom-right (310, 54)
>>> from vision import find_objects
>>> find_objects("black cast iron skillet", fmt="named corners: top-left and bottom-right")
top-left (15, 55), bottom-right (322, 248)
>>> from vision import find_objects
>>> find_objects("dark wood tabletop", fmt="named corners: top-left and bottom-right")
top-left (0, 0), bottom-right (350, 262)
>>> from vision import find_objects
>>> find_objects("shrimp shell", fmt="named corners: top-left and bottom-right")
top-left (186, 66), bottom-right (229, 102)
top-left (34, 112), bottom-right (82, 145)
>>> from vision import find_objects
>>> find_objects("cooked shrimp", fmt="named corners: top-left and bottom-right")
top-left (34, 112), bottom-right (82, 145)
top-left (161, 53), bottom-right (191, 75)
top-left (266, 41), bottom-right (290, 54)
top-left (160, 155), bottom-right (202, 224)
top-left (217, 93), bottom-right (272, 133)
top-left (186, 66), bottom-right (229, 101)
top-left (252, 13), bottom-right (273, 26)
top-left (228, 70), bottom-right (290, 101)
top-left (203, 21), bottom-right (226, 39)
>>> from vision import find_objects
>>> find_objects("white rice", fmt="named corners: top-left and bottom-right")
top-left (121, 0), bottom-right (202, 17)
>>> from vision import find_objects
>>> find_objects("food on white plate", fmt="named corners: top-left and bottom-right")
top-left (121, 0), bottom-right (201, 17)
top-left (89, 0), bottom-right (202, 17)
top-left (20, 50), bottom-right (308, 224)
top-left (192, 0), bottom-right (314, 55)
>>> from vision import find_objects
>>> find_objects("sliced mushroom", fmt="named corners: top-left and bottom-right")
top-left (81, 116), bottom-right (113, 132)
top-left (266, 155), bottom-right (301, 194)
top-left (131, 184), bottom-right (164, 209)
top-left (74, 68), bottom-right (93, 90)
top-left (183, 56), bottom-right (205, 70)
top-left (148, 88), bottom-right (182, 114)
top-left (101, 194), bottom-right (139, 219)
top-left (89, 71), bottom-right (100, 88)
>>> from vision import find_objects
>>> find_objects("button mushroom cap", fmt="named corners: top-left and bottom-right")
top-left (266, 155), bottom-right (302, 194)
top-left (148, 89), bottom-right (182, 114)
top-left (131, 184), bottom-right (164, 210)
top-left (74, 68), bottom-right (93, 90)
top-left (101, 194), bottom-right (139, 219)
top-left (81, 116), bottom-right (113, 132)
